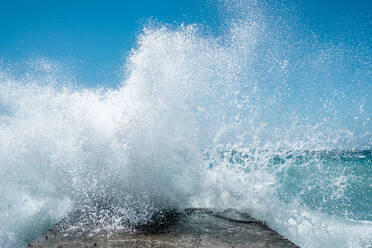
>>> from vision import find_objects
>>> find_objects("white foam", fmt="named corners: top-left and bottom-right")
top-left (0, 2), bottom-right (371, 247)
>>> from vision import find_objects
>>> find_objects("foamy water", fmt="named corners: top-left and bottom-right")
top-left (0, 1), bottom-right (371, 247)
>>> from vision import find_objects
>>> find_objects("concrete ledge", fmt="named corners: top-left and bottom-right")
top-left (27, 208), bottom-right (298, 248)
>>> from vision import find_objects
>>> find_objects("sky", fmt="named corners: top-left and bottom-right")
top-left (0, 0), bottom-right (371, 87)
top-left (0, 0), bottom-right (220, 87)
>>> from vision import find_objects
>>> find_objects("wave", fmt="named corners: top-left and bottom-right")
top-left (0, 1), bottom-right (371, 247)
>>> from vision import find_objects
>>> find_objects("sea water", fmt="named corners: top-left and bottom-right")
top-left (0, 1), bottom-right (371, 247)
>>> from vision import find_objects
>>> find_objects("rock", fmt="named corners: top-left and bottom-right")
top-left (27, 208), bottom-right (298, 248)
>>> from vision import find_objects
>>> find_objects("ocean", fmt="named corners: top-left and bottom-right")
top-left (0, 1), bottom-right (371, 247)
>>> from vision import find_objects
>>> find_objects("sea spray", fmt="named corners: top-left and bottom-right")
top-left (0, 1), bottom-right (371, 247)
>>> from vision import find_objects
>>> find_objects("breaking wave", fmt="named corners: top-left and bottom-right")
top-left (0, 1), bottom-right (371, 247)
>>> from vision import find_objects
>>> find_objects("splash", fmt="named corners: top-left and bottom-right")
top-left (0, 1), bottom-right (371, 247)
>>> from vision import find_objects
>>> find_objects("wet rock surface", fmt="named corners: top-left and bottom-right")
top-left (27, 208), bottom-right (298, 248)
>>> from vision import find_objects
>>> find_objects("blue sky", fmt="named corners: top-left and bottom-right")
top-left (0, 0), bottom-right (371, 87)
top-left (0, 0), bottom-right (220, 86)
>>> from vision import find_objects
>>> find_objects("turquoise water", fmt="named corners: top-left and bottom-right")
top-left (203, 148), bottom-right (372, 247)
top-left (277, 150), bottom-right (371, 222)
top-left (207, 149), bottom-right (371, 221)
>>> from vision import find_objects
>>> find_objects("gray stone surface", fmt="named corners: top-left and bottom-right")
top-left (27, 208), bottom-right (298, 248)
